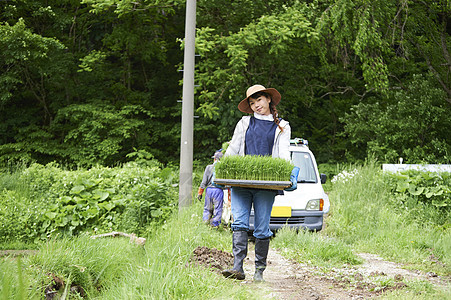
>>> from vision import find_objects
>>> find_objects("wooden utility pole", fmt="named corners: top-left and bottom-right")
top-left (178, 0), bottom-right (196, 211)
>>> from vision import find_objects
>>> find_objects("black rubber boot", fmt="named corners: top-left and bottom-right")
top-left (222, 231), bottom-right (248, 280)
top-left (253, 237), bottom-right (270, 282)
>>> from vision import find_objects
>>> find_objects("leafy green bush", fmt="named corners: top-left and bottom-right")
top-left (0, 190), bottom-right (37, 244)
top-left (215, 155), bottom-right (294, 181)
top-left (384, 170), bottom-right (451, 228)
top-left (0, 160), bottom-right (178, 244)
top-left (342, 74), bottom-right (451, 164)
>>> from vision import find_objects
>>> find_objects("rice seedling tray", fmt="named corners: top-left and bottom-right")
top-left (214, 155), bottom-right (294, 190)
top-left (213, 178), bottom-right (292, 190)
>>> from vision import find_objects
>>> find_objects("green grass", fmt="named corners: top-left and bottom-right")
top-left (272, 227), bottom-right (362, 267)
top-left (1, 201), bottom-right (259, 299)
top-left (382, 281), bottom-right (451, 299)
top-left (1, 160), bottom-right (450, 299)
top-left (99, 202), bottom-right (254, 299)
top-left (0, 241), bottom-right (38, 251)
top-left (324, 160), bottom-right (450, 276)
top-left (379, 277), bottom-right (451, 300)
top-left (1, 257), bottom-right (42, 300)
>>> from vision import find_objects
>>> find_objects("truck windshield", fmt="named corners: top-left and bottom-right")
top-left (291, 152), bottom-right (317, 183)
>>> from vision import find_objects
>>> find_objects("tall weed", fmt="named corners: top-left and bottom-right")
top-left (272, 227), bottom-right (362, 267)
top-left (326, 160), bottom-right (451, 274)
top-left (100, 202), bottom-right (256, 299)
top-left (16, 202), bottom-right (257, 299)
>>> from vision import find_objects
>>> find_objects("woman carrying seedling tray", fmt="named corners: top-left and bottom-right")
top-left (221, 84), bottom-right (298, 282)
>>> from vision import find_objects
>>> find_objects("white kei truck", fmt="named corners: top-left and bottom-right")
top-left (221, 138), bottom-right (330, 232)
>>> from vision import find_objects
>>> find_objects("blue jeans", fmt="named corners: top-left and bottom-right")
top-left (231, 187), bottom-right (276, 239)
top-left (203, 187), bottom-right (224, 227)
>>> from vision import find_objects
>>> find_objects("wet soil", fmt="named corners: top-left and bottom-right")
top-left (190, 243), bottom-right (450, 299)
top-left (189, 246), bottom-right (234, 274)
top-left (43, 273), bottom-right (86, 300)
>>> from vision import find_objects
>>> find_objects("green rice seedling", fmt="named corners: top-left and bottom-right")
top-left (215, 155), bottom-right (294, 182)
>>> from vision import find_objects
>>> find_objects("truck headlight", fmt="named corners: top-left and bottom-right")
top-left (306, 199), bottom-right (324, 211)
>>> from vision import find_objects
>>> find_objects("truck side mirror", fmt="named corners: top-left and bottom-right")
top-left (320, 174), bottom-right (327, 184)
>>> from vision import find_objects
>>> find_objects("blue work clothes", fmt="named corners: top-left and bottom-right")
top-left (203, 187), bottom-right (224, 227)
top-left (231, 187), bottom-right (276, 239)
top-left (224, 114), bottom-right (291, 160)
top-left (199, 163), bottom-right (218, 189)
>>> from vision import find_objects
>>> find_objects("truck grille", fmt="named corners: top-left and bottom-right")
top-left (270, 216), bottom-right (305, 224)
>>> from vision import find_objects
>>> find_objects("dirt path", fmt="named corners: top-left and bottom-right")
top-left (237, 244), bottom-right (450, 299)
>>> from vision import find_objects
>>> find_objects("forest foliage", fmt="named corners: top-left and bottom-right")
top-left (0, 0), bottom-right (450, 167)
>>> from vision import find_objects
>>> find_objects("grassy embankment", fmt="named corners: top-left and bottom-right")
top-left (273, 161), bottom-right (450, 299)
top-left (1, 161), bottom-right (450, 299)
top-left (1, 202), bottom-right (259, 299)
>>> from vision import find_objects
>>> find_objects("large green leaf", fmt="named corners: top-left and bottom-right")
top-left (396, 181), bottom-right (410, 193)
top-left (151, 209), bottom-right (163, 218)
top-left (93, 189), bottom-right (109, 201)
top-left (99, 202), bottom-right (115, 211)
top-left (45, 212), bottom-right (57, 220)
top-left (408, 186), bottom-right (424, 196)
top-left (432, 200), bottom-right (448, 207)
top-left (71, 185), bottom-right (86, 194)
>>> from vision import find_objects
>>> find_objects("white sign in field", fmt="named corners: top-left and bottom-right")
top-left (382, 164), bottom-right (451, 173)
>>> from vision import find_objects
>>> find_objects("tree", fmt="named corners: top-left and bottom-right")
top-left (0, 0), bottom-right (186, 166)
top-left (0, 0), bottom-right (449, 166)
top-left (342, 74), bottom-right (451, 163)
top-left (194, 0), bottom-right (450, 163)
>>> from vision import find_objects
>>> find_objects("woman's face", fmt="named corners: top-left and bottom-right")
top-left (249, 94), bottom-right (271, 116)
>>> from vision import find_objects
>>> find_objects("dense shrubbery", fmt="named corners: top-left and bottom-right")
top-left (0, 159), bottom-right (178, 244)
top-left (384, 170), bottom-right (451, 229)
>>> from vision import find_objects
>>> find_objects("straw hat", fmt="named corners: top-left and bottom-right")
top-left (238, 84), bottom-right (281, 114)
